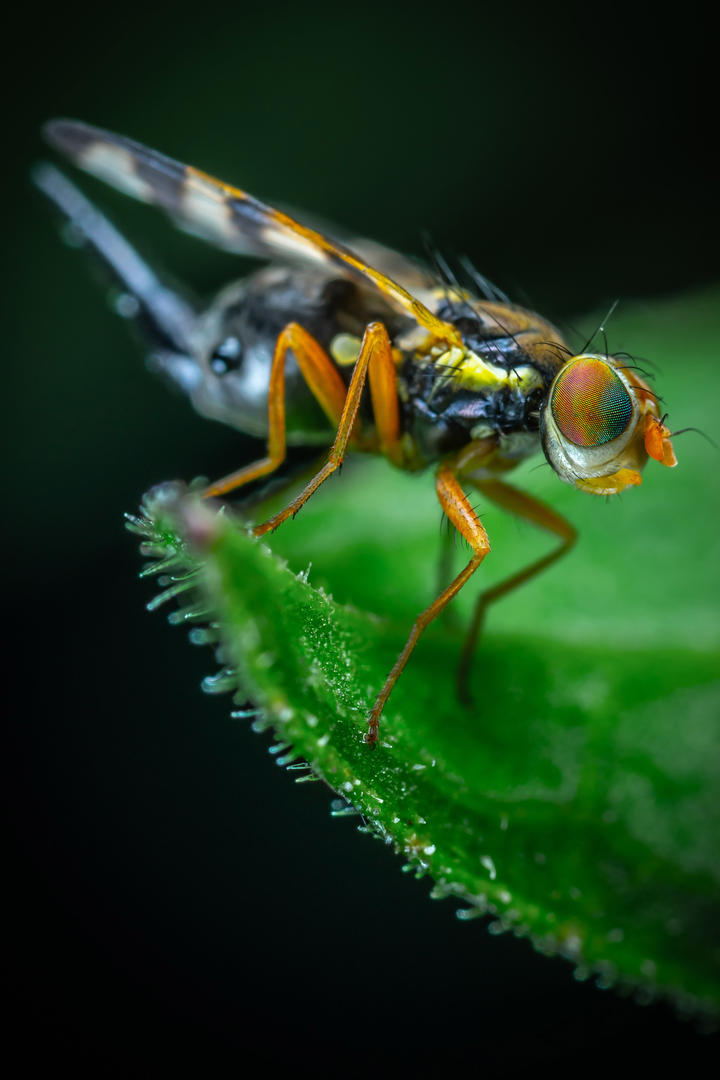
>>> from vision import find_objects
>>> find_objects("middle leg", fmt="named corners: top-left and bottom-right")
top-left (365, 466), bottom-right (491, 744)
top-left (253, 320), bottom-right (401, 537)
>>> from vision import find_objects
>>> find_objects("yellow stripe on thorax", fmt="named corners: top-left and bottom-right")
top-left (432, 346), bottom-right (543, 394)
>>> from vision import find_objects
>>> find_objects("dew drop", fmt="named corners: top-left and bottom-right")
top-left (480, 855), bottom-right (497, 880)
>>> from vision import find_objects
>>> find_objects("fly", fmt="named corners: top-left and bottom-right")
top-left (35, 120), bottom-right (678, 744)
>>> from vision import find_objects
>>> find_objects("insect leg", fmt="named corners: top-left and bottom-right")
top-left (33, 163), bottom-right (197, 357)
top-left (456, 478), bottom-right (577, 705)
top-left (242, 322), bottom-right (399, 536)
top-left (229, 453), bottom-right (329, 518)
top-left (365, 324), bottom-right (402, 462)
top-left (365, 466), bottom-right (491, 744)
top-left (202, 322), bottom-right (352, 501)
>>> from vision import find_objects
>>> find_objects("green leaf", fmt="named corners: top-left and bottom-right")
top-left (130, 288), bottom-right (720, 1022)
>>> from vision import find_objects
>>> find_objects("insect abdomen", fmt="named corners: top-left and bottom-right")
top-left (188, 268), bottom-right (365, 444)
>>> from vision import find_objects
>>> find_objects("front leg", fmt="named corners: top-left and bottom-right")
top-left (250, 321), bottom-right (401, 537)
top-left (202, 322), bottom-right (351, 501)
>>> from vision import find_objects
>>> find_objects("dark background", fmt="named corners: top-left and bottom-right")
top-left (6, 3), bottom-right (717, 1069)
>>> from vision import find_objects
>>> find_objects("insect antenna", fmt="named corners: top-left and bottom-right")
top-left (669, 426), bottom-right (718, 449)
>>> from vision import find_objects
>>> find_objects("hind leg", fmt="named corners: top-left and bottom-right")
top-left (365, 465), bottom-right (492, 744)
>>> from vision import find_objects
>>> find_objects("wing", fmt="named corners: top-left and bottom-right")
top-left (44, 120), bottom-right (459, 344)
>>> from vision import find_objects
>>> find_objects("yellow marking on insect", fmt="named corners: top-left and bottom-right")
top-left (427, 284), bottom-right (475, 304)
top-left (433, 347), bottom-right (543, 394)
top-left (574, 468), bottom-right (642, 495)
top-left (330, 333), bottom-right (363, 367)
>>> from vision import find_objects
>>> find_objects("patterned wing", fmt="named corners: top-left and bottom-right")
top-left (44, 120), bottom-right (458, 343)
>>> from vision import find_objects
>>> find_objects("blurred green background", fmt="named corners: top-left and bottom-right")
top-left (6, 2), bottom-right (718, 1069)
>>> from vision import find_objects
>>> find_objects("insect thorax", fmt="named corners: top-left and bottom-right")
top-left (180, 266), bottom-right (566, 468)
top-left (398, 299), bottom-right (567, 466)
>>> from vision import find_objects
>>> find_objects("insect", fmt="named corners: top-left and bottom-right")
top-left (36, 120), bottom-right (677, 745)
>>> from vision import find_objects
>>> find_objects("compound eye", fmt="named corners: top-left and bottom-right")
top-left (550, 358), bottom-right (632, 447)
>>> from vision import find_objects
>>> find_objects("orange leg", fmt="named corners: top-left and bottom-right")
top-left (251, 321), bottom-right (401, 537)
top-left (226, 453), bottom-right (328, 518)
top-left (203, 322), bottom-right (351, 500)
top-left (365, 466), bottom-right (491, 745)
top-left (456, 478), bottom-right (577, 704)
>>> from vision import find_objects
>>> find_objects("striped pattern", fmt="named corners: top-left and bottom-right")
top-left (44, 120), bottom-right (460, 344)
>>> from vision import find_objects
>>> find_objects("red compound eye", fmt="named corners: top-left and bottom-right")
top-left (550, 358), bottom-right (632, 447)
